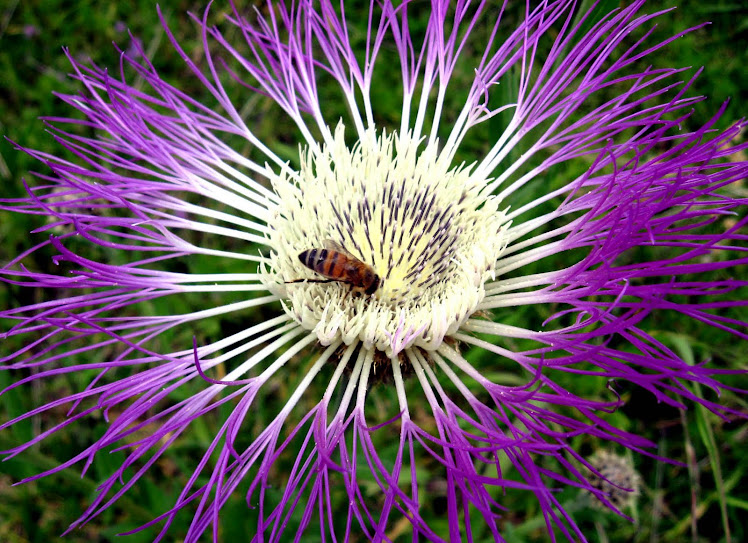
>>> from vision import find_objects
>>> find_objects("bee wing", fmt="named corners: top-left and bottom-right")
top-left (322, 239), bottom-right (352, 256)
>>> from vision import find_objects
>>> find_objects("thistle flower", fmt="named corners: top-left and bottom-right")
top-left (586, 450), bottom-right (641, 512)
top-left (2, 1), bottom-right (747, 542)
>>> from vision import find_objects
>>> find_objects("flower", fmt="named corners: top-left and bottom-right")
top-left (1, 1), bottom-right (746, 541)
top-left (586, 450), bottom-right (641, 512)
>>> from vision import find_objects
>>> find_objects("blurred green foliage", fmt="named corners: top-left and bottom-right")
top-left (0, 1), bottom-right (746, 542)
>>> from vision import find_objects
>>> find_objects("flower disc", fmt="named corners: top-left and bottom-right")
top-left (265, 127), bottom-right (510, 355)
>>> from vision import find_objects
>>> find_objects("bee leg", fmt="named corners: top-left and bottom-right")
top-left (341, 283), bottom-right (362, 304)
top-left (284, 279), bottom-right (337, 284)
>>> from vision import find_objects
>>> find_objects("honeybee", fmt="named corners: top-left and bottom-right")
top-left (286, 240), bottom-right (382, 295)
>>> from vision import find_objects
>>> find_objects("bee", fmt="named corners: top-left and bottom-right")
top-left (286, 240), bottom-right (382, 295)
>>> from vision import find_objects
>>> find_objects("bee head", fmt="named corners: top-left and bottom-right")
top-left (365, 272), bottom-right (382, 295)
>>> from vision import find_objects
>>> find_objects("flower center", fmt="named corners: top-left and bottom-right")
top-left (264, 126), bottom-right (509, 356)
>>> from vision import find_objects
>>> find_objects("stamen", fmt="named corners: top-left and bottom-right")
top-left (264, 126), bottom-right (510, 355)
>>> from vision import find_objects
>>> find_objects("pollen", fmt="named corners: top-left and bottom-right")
top-left (264, 125), bottom-right (510, 356)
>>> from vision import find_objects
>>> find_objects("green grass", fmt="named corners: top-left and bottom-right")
top-left (1, 1), bottom-right (747, 542)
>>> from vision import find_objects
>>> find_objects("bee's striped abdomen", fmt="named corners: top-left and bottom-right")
top-left (299, 248), bottom-right (322, 272)
top-left (299, 248), bottom-right (340, 279)
top-left (322, 250), bottom-right (341, 276)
